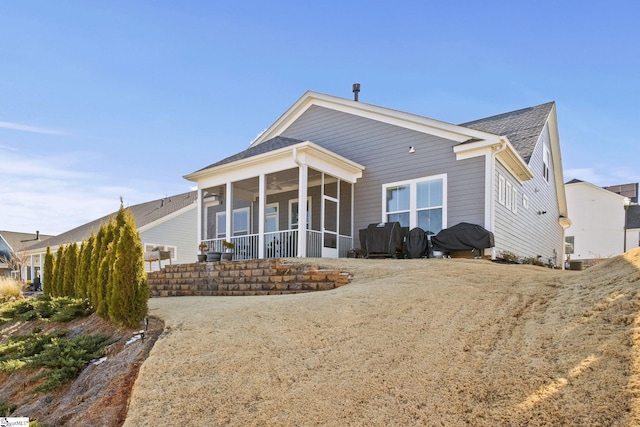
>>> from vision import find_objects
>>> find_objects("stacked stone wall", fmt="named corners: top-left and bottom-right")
top-left (147, 258), bottom-right (351, 297)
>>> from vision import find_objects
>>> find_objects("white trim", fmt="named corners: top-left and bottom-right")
top-left (498, 175), bottom-right (506, 206)
top-left (265, 203), bottom-right (279, 232)
top-left (215, 207), bottom-right (251, 238)
top-left (184, 140), bottom-right (364, 185)
top-left (381, 173), bottom-right (447, 232)
top-left (251, 91), bottom-right (499, 148)
top-left (289, 197), bottom-right (312, 230)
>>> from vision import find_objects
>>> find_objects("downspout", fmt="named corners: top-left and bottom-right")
top-left (486, 139), bottom-right (507, 260)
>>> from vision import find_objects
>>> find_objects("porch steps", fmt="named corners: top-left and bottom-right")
top-left (147, 258), bottom-right (351, 297)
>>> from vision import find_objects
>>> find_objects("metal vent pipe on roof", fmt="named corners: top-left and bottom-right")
top-left (352, 83), bottom-right (360, 101)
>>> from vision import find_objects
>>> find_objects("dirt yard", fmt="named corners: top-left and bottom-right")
top-left (123, 251), bottom-right (640, 426)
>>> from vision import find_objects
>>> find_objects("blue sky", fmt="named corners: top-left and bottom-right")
top-left (1, 1), bottom-right (638, 234)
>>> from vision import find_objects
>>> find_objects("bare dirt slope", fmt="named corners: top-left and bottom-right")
top-left (124, 251), bottom-right (640, 426)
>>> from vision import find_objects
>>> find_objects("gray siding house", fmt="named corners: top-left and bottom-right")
top-left (185, 90), bottom-right (569, 263)
top-left (23, 191), bottom-right (198, 282)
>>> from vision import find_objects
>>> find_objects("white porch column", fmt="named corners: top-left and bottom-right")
top-left (225, 181), bottom-right (233, 241)
top-left (197, 187), bottom-right (203, 243)
top-left (297, 164), bottom-right (308, 257)
top-left (30, 254), bottom-right (35, 281)
top-left (258, 174), bottom-right (266, 258)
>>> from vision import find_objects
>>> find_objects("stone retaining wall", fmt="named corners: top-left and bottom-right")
top-left (147, 258), bottom-right (351, 297)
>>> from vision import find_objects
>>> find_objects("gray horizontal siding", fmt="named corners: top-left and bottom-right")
top-left (493, 124), bottom-right (564, 263)
top-left (281, 105), bottom-right (486, 243)
top-left (140, 206), bottom-right (198, 265)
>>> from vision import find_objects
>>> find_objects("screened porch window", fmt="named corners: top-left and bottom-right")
top-left (383, 174), bottom-right (445, 235)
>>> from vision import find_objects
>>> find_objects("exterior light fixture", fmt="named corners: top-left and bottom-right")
top-left (409, 146), bottom-right (416, 154)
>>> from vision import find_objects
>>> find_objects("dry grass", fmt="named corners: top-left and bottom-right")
top-left (125, 252), bottom-right (640, 426)
top-left (0, 277), bottom-right (21, 299)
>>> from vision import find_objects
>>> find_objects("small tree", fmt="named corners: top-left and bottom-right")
top-left (108, 208), bottom-right (148, 327)
top-left (89, 226), bottom-right (106, 307)
top-left (96, 223), bottom-right (114, 318)
top-left (43, 246), bottom-right (54, 296)
top-left (63, 242), bottom-right (78, 297)
top-left (76, 233), bottom-right (94, 299)
top-left (52, 246), bottom-right (66, 297)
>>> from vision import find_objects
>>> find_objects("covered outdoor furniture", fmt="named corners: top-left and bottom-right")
top-left (359, 222), bottom-right (405, 258)
top-left (405, 227), bottom-right (429, 259)
top-left (431, 223), bottom-right (494, 256)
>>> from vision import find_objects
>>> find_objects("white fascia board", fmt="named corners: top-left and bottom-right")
top-left (251, 91), bottom-right (498, 147)
top-left (496, 143), bottom-right (534, 182)
top-left (184, 144), bottom-right (298, 184)
top-left (547, 104), bottom-right (569, 218)
top-left (187, 141), bottom-right (365, 189)
top-left (454, 138), bottom-right (533, 182)
top-left (137, 203), bottom-right (197, 234)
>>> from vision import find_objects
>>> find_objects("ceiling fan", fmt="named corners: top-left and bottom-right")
top-left (268, 176), bottom-right (282, 191)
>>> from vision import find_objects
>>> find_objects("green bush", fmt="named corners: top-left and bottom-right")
top-left (0, 402), bottom-right (17, 417)
top-left (0, 296), bottom-right (93, 325)
top-left (0, 330), bottom-right (113, 392)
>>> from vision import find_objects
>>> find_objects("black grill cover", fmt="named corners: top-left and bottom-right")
top-left (431, 223), bottom-right (494, 251)
top-left (406, 227), bottom-right (428, 259)
top-left (362, 222), bottom-right (404, 257)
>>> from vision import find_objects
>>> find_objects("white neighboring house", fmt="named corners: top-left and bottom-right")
top-left (23, 191), bottom-right (198, 287)
top-left (564, 179), bottom-right (638, 264)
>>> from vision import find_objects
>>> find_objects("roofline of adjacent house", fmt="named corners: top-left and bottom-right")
top-left (565, 178), bottom-right (632, 201)
top-left (136, 201), bottom-right (198, 233)
top-left (183, 140), bottom-right (365, 183)
top-left (250, 91), bottom-right (504, 148)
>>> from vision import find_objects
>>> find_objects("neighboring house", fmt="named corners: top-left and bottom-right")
top-left (23, 191), bottom-right (198, 285)
top-left (184, 90), bottom-right (569, 264)
top-left (565, 179), bottom-right (639, 265)
top-left (0, 231), bottom-right (53, 280)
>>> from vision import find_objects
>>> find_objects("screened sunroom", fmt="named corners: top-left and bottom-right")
top-left (184, 138), bottom-right (365, 260)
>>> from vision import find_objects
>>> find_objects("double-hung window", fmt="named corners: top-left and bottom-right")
top-left (383, 174), bottom-right (446, 235)
top-left (216, 207), bottom-right (250, 238)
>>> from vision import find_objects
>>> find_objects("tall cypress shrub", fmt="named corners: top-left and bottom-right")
top-left (53, 246), bottom-right (65, 297)
top-left (96, 222), bottom-right (114, 317)
top-left (90, 226), bottom-right (106, 307)
top-left (109, 208), bottom-right (148, 327)
top-left (77, 233), bottom-right (94, 299)
top-left (63, 242), bottom-right (78, 297)
top-left (75, 241), bottom-right (86, 299)
top-left (43, 246), bottom-right (54, 296)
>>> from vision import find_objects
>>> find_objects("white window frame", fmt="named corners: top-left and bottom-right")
top-left (265, 202), bottom-right (279, 232)
top-left (498, 174), bottom-right (506, 205)
top-left (511, 187), bottom-right (518, 214)
top-left (216, 207), bottom-right (251, 238)
top-left (522, 194), bottom-right (529, 209)
top-left (289, 197), bottom-right (312, 230)
top-left (542, 144), bottom-right (551, 183)
top-left (381, 174), bottom-right (447, 231)
top-left (505, 182), bottom-right (512, 211)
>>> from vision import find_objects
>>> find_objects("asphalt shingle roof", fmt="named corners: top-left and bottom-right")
top-left (460, 102), bottom-right (555, 163)
top-left (25, 191), bottom-right (197, 251)
top-left (195, 136), bottom-right (304, 172)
